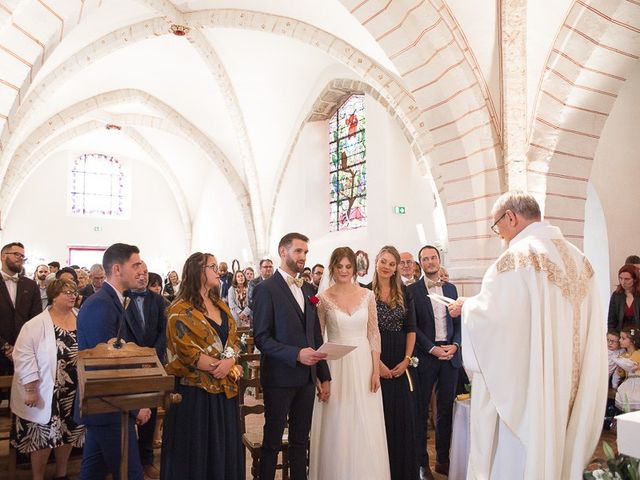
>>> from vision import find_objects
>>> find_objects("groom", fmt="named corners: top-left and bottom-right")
top-left (253, 232), bottom-right (331, 480)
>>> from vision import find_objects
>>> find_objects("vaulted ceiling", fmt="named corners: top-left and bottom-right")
top-left (0, 0), bottom-right (639, 268)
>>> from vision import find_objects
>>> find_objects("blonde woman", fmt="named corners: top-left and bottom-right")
top-left (369, 246), bottom-right (418, 480)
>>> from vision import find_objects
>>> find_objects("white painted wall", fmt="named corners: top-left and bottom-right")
top-left (2, 150), bottom-right (189, 276)
top-left (270, 94), bottom-right (440, 283)
top-left (584, 182), bottom-right (611, 311)
top-left (190, 164), bottom-right (254, 270)
top-left (590, 62), bottom-right (640, 287)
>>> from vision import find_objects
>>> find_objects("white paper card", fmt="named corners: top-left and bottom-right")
top-left (317, 342), bottom-right (357, 360)
top-left (428, 293), bottom-right (455, 306)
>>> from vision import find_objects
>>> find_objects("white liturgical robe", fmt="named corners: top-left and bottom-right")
top-left (462, 221), bottom-right (607, 480)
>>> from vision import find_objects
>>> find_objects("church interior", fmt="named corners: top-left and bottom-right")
top-left (0, 0), bottom-right (638, 478)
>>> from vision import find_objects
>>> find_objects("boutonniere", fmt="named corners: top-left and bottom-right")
top-left (308, 295), bottom-right (320, 306)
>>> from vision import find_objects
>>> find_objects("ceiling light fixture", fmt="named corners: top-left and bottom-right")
top-left (170, 24), bottom-right (190, 36)
top-left (105, 124), bottom-right (121, 130)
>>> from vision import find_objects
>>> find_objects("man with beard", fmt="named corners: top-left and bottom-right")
top-left (409, 245), bottom-right (460, 480)
top-left (253, 232), bottom-right (330, 480)
top-left (0, 242), bottom-right (42, 377)
top-left (125, 261), bottom-right (167, 480)
top-left (33, 264), bottom-right (50, 309)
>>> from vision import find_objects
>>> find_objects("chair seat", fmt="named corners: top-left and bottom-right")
top-left (242, 431), bottom-right (290, 451)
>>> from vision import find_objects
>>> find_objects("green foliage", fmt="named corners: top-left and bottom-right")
top-left (584, 442), bottom-right (640, 480)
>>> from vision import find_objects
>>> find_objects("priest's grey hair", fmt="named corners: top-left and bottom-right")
top-left (492, 191), bottom-right (541, 220)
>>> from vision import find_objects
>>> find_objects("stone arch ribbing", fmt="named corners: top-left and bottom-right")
top-left (527, 0), bottom-right (640, 248)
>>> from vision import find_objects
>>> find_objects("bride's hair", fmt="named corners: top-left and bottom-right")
top-left (328, 247), bottom-right (357, 281)
top-left (372, 245), bottom-right (405, 311)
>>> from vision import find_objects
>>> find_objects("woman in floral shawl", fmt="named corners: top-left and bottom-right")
top-left (160, 252), bottom-right (244, 480)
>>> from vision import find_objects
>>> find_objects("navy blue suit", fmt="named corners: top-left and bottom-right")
top-left (409, 279), bottom-right (461, 470)
top-left (253, 271), bottom-right (330, 480)
top-left (76, 282), bottom-right (144, 480)
top-left (125, 289), bottom-right (167, 468)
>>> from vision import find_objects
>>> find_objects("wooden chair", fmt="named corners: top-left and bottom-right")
top-left (0, 375), bottom-right (16, 480)
top-left (239, 376), bottom-right (289, 480)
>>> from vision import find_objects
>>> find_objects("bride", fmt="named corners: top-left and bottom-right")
top-left (309, 246), bottom-right (390, 480)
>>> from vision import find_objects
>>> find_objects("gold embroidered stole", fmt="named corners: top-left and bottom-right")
top-left (496, 239), bottom-right (594, 412)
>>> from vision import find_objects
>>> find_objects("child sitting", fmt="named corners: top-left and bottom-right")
top-left (608, 331), bottom-right (625, 387)
top-left (615, 327), bottom-right (640, 412)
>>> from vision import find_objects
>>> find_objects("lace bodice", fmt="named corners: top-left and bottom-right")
top-left (317, 288), bottom-right (381, 353)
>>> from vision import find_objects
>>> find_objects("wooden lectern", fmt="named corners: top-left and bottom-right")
top-left (77, 338), bottom-right (180, 480)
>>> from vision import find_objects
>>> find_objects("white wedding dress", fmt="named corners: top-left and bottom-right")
top-left (309, 288), bottom-right (390, 480)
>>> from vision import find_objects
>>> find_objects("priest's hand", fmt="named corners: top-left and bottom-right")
top-left (136, 408), bottom-right (151, 426)
top-left (448, 298), bottom-right (466, 318)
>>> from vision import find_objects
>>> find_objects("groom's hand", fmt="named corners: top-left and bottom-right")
top-left (316, 379), bottom-right (331, 402)
top-left (297, 347), bottom-right (327, 366)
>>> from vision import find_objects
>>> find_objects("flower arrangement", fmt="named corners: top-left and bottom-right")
top-left (408, 356), bottom-right (419, 368)
top-left (308, 295), bottom-right (320, 305)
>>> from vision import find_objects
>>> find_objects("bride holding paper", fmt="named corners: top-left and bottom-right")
top-left (309, 246), bottom-right (390, 480)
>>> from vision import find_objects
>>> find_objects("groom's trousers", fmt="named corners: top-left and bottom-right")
top-left (260, 383), bottom-right (316, 480)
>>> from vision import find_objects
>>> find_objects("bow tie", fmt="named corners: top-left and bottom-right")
top-left (427, 279), bottom-right (443, 289)
top-left (2, 274), bottom-right (18, 283)
top-left (287, 276), bottom-right (304, 288)
top-left (128, 290), bottom-right (147, 299)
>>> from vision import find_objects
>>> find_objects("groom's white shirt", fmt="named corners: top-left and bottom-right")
top-left (462, 221), bottom-right (607, 479)
top-left (278, 268), bottom-right (305, 312)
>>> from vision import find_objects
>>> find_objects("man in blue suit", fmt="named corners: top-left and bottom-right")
top-left (125, 261), bottom-right (167, 479)
top-left (409, 245), bottom-right (461, 480)
top-left (253, 232), bottom-right (331, 480)
top-left (76, 243), bottom-right (151, 480)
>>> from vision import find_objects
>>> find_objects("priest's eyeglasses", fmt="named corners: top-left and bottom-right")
top-left (490, 211), bottom-right (508, 235)
top-left (204, 264), bottom-right (219, 272)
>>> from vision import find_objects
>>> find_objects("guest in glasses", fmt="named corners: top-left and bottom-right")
top-left (0, 242), bottom-right (42, 379)
top-left (161, 253), bottom-right (244, 479)
top-left (10, 279), bottom-right (85, 480)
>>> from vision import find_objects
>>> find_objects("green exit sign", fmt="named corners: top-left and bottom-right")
top-left (394, 206), bottom-right (406, 214)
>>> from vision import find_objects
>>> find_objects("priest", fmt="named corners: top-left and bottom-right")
top-left (449, 191), bottom-right (607, 479)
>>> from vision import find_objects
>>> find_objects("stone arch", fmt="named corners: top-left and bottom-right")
top-left (4, 117), bottom-right (193, 248)
top-left (341, 0), bottom-right (504, 281)
top-left (527, 0), bottom-right (640, 248)
top-left (1, 89), bottom-right (258, 255)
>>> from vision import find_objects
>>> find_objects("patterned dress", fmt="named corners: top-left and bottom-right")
top-left (11, 325), bottom-right (85, 453)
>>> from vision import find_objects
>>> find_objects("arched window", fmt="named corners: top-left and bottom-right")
top-left (70, 153), bottom-right (125, 217)
top-left (329, 94), bottom-right (366, 231)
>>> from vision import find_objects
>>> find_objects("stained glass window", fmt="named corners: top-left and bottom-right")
top-left (329, 94), bottom-right (366, 231)
top-left (70, 153), bottom-right (125, 217)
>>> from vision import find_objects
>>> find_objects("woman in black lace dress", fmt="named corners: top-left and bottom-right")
top-left (369, 245), bottom-right (418, 480)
